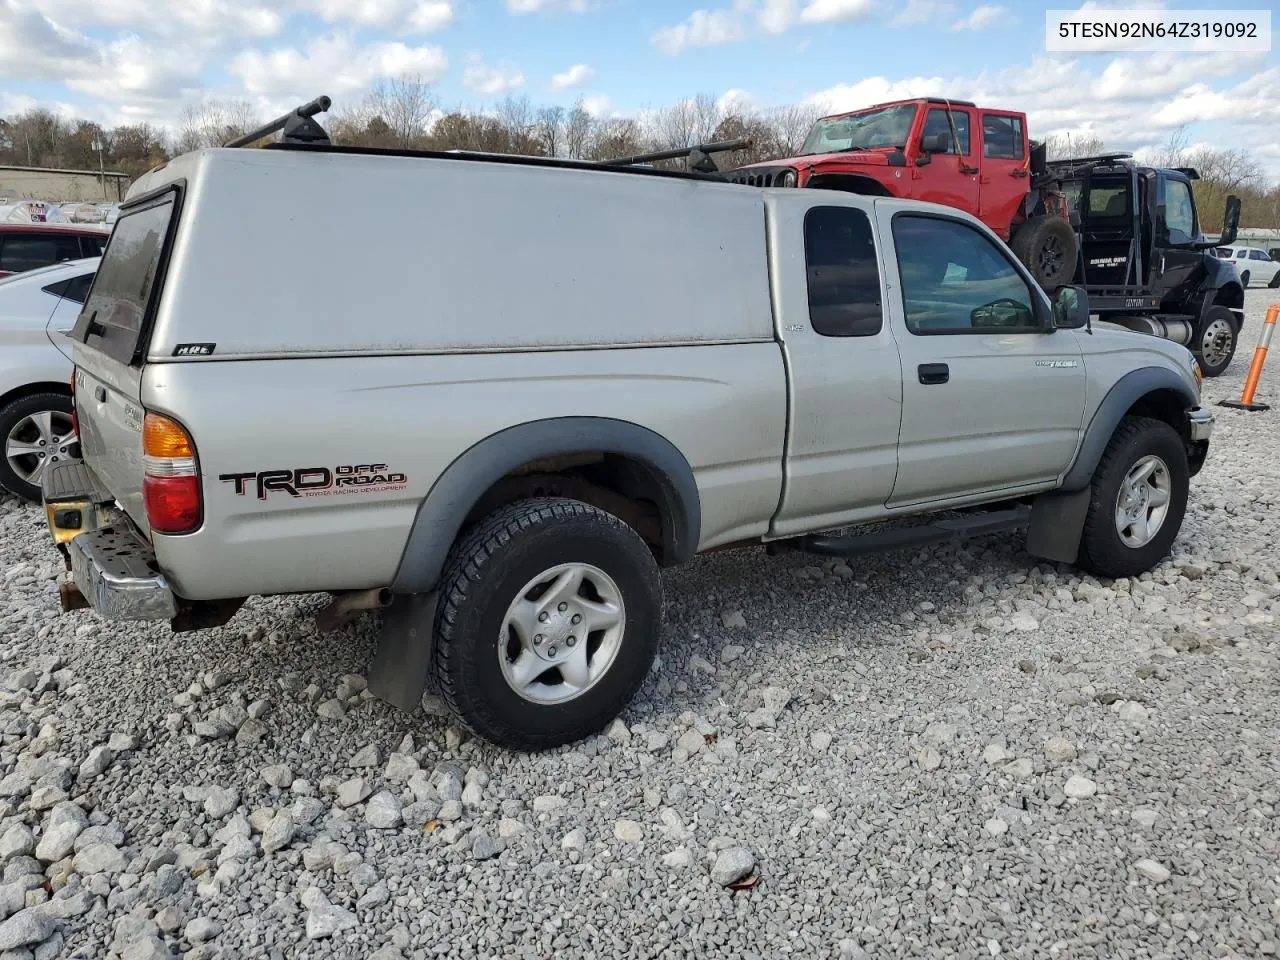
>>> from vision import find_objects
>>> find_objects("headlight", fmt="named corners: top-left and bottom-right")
top-left (778, 169), bottom-right (798, 188)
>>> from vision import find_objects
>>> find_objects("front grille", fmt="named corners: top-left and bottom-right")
top-left (724, 167), bottom-right (791, 188)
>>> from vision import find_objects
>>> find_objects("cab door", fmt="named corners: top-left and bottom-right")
top-left (913, 106), bottom-right (979, 215)
top-left (878, 204), bottom-right (1087, 507)
top-left (976, 111), bottom-right (1029, 241)
top-left (764, 193), bottom-right (904, 537)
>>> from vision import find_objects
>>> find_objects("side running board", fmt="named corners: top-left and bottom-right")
top-left (781, 505), bottom-right (1031, 559)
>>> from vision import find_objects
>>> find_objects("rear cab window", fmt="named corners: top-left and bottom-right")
top-left (803, 206), bottom-right (883, 337)
top-left (72, 189), bottom-right (180, 365)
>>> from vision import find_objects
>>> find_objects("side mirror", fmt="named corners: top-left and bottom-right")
top-left (921, 132), bottom-right (950, 154)
top-left (1051, 284), bottom-right (1089, 329)
top-left (1220, 195), bottom-right (1241, 247)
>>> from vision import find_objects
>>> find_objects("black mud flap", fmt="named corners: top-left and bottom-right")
top-left (366, 591), bottom-right (438, 712)
top-left (1026, 488), bottom-right (1090, 564)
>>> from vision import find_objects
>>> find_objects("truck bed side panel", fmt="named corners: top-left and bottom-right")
top-left (147, 344), bottom-right (786, 600)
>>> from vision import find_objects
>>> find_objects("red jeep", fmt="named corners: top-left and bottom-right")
top-left (726, 97), bottom-right (1077, 287)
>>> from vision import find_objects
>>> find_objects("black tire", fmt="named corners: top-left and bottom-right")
top-left (1239, 270), bottom-right (1250, 288)
top-left (1010, 216), bottom-right (1079, 289)
top-left (1076, 416), bottom-right (1188, 579)
top-left (1193, 305), bottom-right (1238, 378)
top-left (433, 497), bottom-right (663, 751)
top-left (0, 392), bottom-right (78, 504)
top-left (1268, 271), bottom-right (1280, 289)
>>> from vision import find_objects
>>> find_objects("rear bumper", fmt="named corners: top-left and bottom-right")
top-left (42, 459), bottom-right (176, 621)
top-left (66, 526), bottom-right (178, 620)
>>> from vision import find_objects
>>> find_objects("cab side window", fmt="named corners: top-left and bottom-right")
top-left (1160, 179), bottom-right (1196, 245)
top-left (922, 108), bottom-right (971, 155)
top-left (803, 206), bottom-right (883, 338)
top-left (892, 215), bottom-right (1040, 335)
top-left (982, 115), bottom-right (1024, 160)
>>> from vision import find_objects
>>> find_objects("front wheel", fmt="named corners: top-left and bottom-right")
top-left (1194, 306), bottom-right (1238, 377)
top-left (1076, 416), bottom-right (1189, 579)
top-left (433, 497), bottom-right (663, 750)
top-left (0, 392), bottom-right (79, 503)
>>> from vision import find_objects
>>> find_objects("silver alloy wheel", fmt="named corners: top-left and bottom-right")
top-left (498, 562), bottom-right (626, 705)
top-left (1199, 318), bottom-right (1234, 369)
top-left (5, 410), bottom-right (76, 485)
top-left (1114, 454), bottom-right (1171, 548)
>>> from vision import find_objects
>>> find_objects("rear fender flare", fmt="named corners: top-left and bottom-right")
top-left (390, 417), bottom-right (701, 595)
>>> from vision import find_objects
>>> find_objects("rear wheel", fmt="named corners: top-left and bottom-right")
top-left (1010, 216), bottom-right (1079, 289)
top-left (1076, 416), bottom-right (1188, 579)
top-left (1268, 271), bottom-right (1280, 288)
top-left (0, 392), bottom-right (78, 503)
top-left (433, 497), bottom-right (663, 750)
top-left (1194, 306), bottom-right (1238, 378)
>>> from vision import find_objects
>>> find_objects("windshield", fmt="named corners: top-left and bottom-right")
top-left (799, 104), bottom-right (918, 155)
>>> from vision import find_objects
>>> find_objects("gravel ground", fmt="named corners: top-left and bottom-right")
top-left (1, 288), bottom-right (1278, 960)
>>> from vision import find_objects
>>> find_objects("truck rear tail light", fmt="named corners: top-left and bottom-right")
top-left (142, 412), bottom-right (202, 534)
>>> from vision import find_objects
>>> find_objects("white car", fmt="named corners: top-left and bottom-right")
top-left (0, 257), bottom-right (99, 502)
top-left (1215, 245), bottom-right (1280, 288)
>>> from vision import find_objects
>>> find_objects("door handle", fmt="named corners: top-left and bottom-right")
top-left (1010, 169), bottom-right (1028, 178)
top-left (918, 363), bottom-right (949, 385)
top-left (94, 386), bottom-right (106, 402)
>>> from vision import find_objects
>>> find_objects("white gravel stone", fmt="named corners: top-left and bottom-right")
top-left (710, 847), bottom-right (755, 886)
top-left (1064, 776), bottom-right (1098, 799)
top-left (73, 843), bottom-right (125, 875)
top-left (260, 764), bottom-right (293, 789)
top-left (916, 747), bottom-right (942, 771)
top-left (364, 792), bottom-right (403, 830)
top-left (335, 778), bottom-right (371, 809)
top-left (384, 753), bottom-right (419, 783)
top-left (532, 795), bottom-right (566, 814)
top-left (810, 731), bottom-right (832, 752)
top-left (984, 818), bottom-right (1009, 837)
top-left (1044, 736), bottom-right (1078, 763)
top-left (34, 803), bottom-right (87, 863)
top-left (185, 917), bottom-right (221, 943)
top-left (0, 826), bottom-right (35, 863)
top-left (613, 819), bottom-right (643, 843)
top-left (203, 787), bottom-right (239, 819)
top-left (1131, 808), bottom-right (1159, 829)
top-left (1133, 858), bottom-right (1172, 883)
top-left (0, 908), bottom-right (56, 950)
top-left (983, 743), bottom-right (1009, 765)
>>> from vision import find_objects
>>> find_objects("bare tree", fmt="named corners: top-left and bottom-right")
top-left (175, 99), bottom-right (261, 152)
top-left (536, 106), bottom-right (565, 158)
top-left (1042, 131), bottom-right (1107, 161)
top-left (367, 74), bottom-right (438, 148)
top-left (766, 103), bottom-right (823, 155)
top-left (564, 99), bottom-right (594, 160)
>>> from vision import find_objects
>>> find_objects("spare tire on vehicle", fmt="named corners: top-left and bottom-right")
top-left (1011, 215), bottom-right (1079, 289)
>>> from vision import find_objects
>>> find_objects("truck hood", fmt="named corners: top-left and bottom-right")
top-left (736, 149), bottom-right (895, 171)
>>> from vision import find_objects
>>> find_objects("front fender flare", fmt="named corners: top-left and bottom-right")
top-left (390, 417), bottom-right (701, 595)
top-left (1059, 366), bottom-right (1198, 493)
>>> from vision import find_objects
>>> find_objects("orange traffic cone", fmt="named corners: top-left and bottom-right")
top-left (1219, 303), bottom-right (1277, 412)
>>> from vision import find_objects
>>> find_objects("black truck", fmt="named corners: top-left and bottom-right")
top-left (1020, 152), bottom-right (1244, 376)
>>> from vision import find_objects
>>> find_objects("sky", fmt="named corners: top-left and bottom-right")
top-left (0, 0), bottom-right (1277, 179)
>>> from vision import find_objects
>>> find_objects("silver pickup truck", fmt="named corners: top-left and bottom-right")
top-left (40, 135), bottom-right (1214, 750)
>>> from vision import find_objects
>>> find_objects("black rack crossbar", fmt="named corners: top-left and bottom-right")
top-left (224, 96), bottom-right (332, 148)
top-left (600, 138), bottom-right (750, 167)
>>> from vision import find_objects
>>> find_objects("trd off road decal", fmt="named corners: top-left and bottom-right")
top-left (218, 464), bottom-right (408, 500)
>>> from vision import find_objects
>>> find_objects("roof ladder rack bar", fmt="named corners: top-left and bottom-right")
top-left (223, 96), bottom-right (332, 149)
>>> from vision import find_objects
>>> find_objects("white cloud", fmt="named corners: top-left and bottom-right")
top-left (950, 3), bottom-right (1005, 30)
top-left (757, 0), bottom-right (796, 33)
top-left (717, 88), bottom-right (760, 115)
top-left (580, 94), bottom-right (611, 117)
top-left (506, 0), bottom-right (588, 12)
top-left (651, 6), bottom-right (747, 55)
top-left (27, 0), bottom-right (284, 39)
top-left (550, 63), bottom-right (594, 91)
top-left (229, 34), bottom-right (447, 100)
top-left (462, 59), bottom-right (525, 96)
top-left (799, 0), bottom-right (877, 25)
top-left (300, 0), bottom-right (454, 33)
top-left (890, 0), bottom-right (954, 26)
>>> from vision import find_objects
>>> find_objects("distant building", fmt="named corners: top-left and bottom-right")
top-left (0, 164), bottom-right (131, 203)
